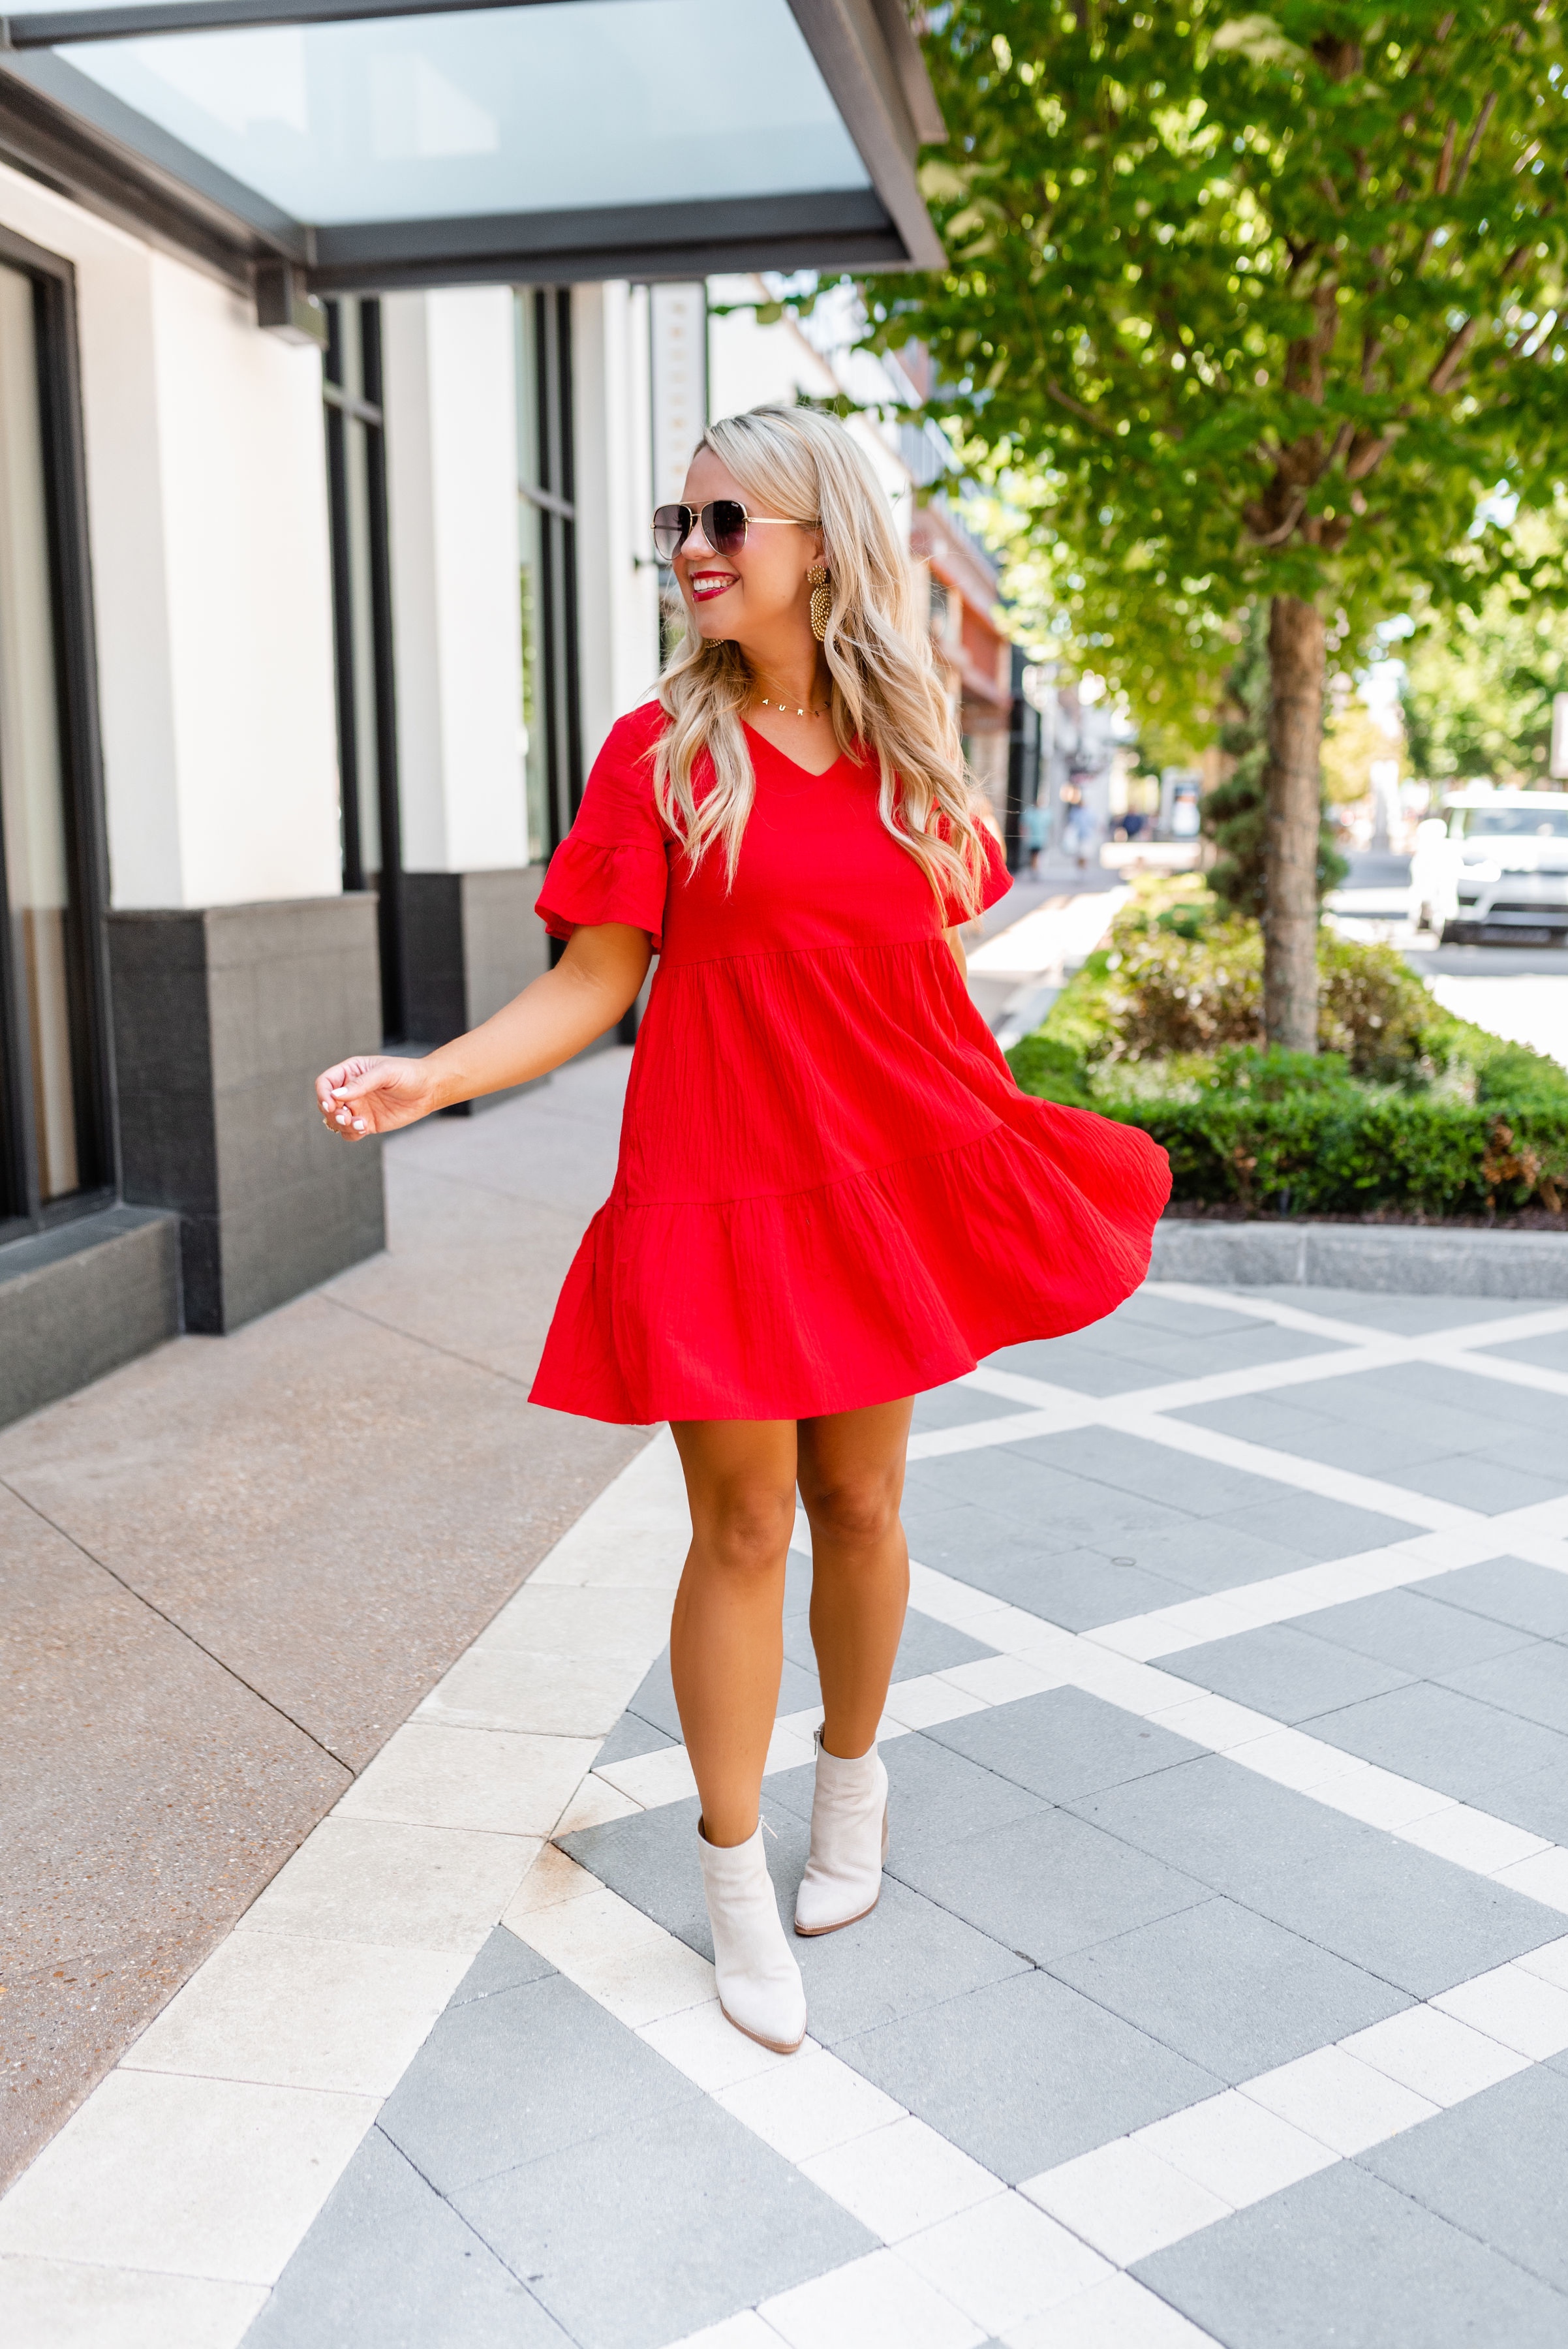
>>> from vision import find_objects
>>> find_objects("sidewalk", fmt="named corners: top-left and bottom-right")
top-left (0, 1050), bottom-right (644, 2196)
top-left (5, 1124), bottom-right (1568, 2342)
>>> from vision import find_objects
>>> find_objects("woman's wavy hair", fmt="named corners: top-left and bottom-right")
top-left (652, 405), bottom-right (988, 917)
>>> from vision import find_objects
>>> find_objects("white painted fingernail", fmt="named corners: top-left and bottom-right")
top-left (352, 1119), bottom-right (366, 1131)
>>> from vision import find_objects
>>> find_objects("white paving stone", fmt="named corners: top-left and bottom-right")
top-left (594, 1743), bottom-right (701, 1807)
top-left (717, 2050), bottom-right (905, 2163)
top-left (1140, 1693), bottom-right (1278, 1750)
top-left (0, 2072), bottom-right (376, 2282)
top-left (936, 1653), bottom-right (1068, 1706)
top-left (662, 2312), bottom-right (784, 2349)
top-left (1007, 2269), bottom-right (1222, 2347)
top-left (413, 1643), bottom-right (643, 1738)
top-left (760, 2247), bottom-right (983, 2348)
top-left (1238, 2044), bottom-right (1439, 2155)
top-left (512, 1884), bottom-right (713, 2027)
top-left (897, 2190), bottom-right (1111, 2334)
top-left (0, 2255), bottom-right (266, 2349)
top-left (119, 1932), bottom-right (465, 2096)
top-left (1492, 1847), bottom-right (1568, 1912)
top-left (638, 2000), bottom-right (798, 2095)
top-left (500, 1843), bottom-right (600, 1918)
top-left (1310, 1764), bottom-right (1456, 1832)
top-left (880, 1674), bottom-right (989, 1731)
top-left (1340, 2006), bottom-right (1531, 2105)
top-left (1021, 2137), bottom-right (1233, 2265)
top-left (1432, 1962), bottom-right (1568, 2059)
top-left (799, 2119), bottom-right (1001, 2243)
top-left (333, 1722), bottom-right (597, 1836)
top-left (1231, 1728), bottom-right (1360, 1794)
top-left (1133, 2090), bottom-right (1338, 2209)
top-left (1396, 1804), bottom-right (1551, 1874)
top-left (557, 1773), bottom-right (644, 1831)
top-left (1516, 1934), bottom-right (1568, 1990)
top-left (234, 1818), bottom-right (540, 1954)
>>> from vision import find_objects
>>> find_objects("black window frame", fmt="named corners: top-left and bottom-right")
top-left (322, 294), bottom-right (404, 1038)
top-left (519, 284), bottom-right (581, 858)
top-left (0, 221), bottom-right (115, 1245)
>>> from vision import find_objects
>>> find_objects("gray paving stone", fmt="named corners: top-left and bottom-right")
top-left (837, 1967), bottom-right (1220, 2181)
top-left (1284, 1368), bottom-right (1520, 1451)
top-left (562, 1790), bottom-right (1028, 2039)
top-left (620, 1653), bottom-right (683, 1740)
top-left (761, 1725), bottom-right (1050, 1860)
top-left (1383, 1454), bottom-right (1568, 1513)
top-left (1310, 1679), bottom-right (1568, 1808)
top-left (902, 1509), bottom-right (1197, 1626)
top-left (1415, 1556), bottom-right (1568, 1642)
top-left (1173, 1392), bottom-right (1446, 1477)
top-left (912, 1383), bottom-right (1037, 1430)
top-left (593, 1710), bottom-right (677, 1767)
top-left (1438, 1640), bottom-right (1568, 1736)
top-left (1071, 1754), bottom-right (1564, 1995)
top-left (1135, 2156), bottom-right (1568, 2348)
top-left (891, 1805), bottom-right (1212, 1963)
top-left (782, 1550), bottom-right (812, 1615)
top-left (1249, 1286), bottom-right (1509, 1334)
top-left (912, 1447), bottom-right (1194, 1543)
top-left (457, 2098), bottom-right (873, 2349)
top-left (1472, 1430), bottom-right (1568, 1484)
top-left (1486, 1329), bottom-right (1568, 1374)
top-left (243, 2126), bottom-right (568, 2349)
top-left (617, 1648), bottom-right (818, 1745)
top-left (1103, 1291), bottom-right (1264, 1338)
top-left (448, 1924), bottom-right (553, 2007)
top-left (1094, 1325), bottom-right (1349, 1381)
top-left (1304, 1586), bottom-right (1535, 1676)
top-left (784, 1605), bottom-right (995, 1688)
top-left (1049, 1896), bottom-right (1409, 2082)
top-left (1019, 1426), bottom-right (1297, 1518)
top-left (987, 1333), bottom-right (1163, 1396)
top-left (1160, 1623), bottom-right (1413, 1724)
top-left (1092, 1516), bottom-right (1317, 1597)
top-left (1389, 1358), bottom-right (1568, 1436)
top-left (926, 1686), bottom-right (1206, 1803)
top-left (377, 1969), bottom-right (693, 2194)
top-left (1486, 1763), bottom-right (1568, 1846)
top-left (1365, 2064), bottom-right (1568, 2296)
top-left (1210, 1490), bottom-right (1421, 1561)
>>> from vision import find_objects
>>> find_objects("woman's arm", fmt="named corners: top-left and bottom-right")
top-left (315, 922), bottom-right (653, 1139)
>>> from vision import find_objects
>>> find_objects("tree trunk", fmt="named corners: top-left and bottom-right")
top-left (1262, 594), bottom-right (1325, 1051)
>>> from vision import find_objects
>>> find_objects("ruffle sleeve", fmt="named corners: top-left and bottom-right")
top-left (535, 704), bottom-right (671, 951)
top-left (940, 820), bottom-right (1011, 928)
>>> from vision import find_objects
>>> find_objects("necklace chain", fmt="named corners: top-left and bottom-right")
top-left (750, 671), bottom-right (829, 720)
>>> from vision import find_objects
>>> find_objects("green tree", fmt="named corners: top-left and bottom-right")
top-left (1399, 514), bottom-right (1568, 780)
top-left (859, 1), bottom-right (1568, 1047)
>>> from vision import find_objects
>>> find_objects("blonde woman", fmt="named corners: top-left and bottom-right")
top-left (316, 407), bottom-right (1170, 2055)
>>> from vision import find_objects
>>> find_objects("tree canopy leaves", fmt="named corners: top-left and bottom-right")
top-left (859, 2), bottom-right (1568, 735)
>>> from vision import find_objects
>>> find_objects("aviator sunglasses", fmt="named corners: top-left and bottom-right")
top-left (651, 500), bottom-right (803, 563)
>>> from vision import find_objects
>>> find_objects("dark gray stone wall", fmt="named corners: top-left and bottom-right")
top-left (400, 868), bottom-right (551, 1114)
top-left (0, 1206), bottom-right (179, 1430)
top-left (107, 897), bottom-right (386, 1334)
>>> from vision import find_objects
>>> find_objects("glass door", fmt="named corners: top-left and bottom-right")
top-left (0, 240), bottom-right (110, 1238)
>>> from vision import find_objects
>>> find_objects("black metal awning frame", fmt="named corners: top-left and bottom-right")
top-left (0, 0), bottom-right (944, 299)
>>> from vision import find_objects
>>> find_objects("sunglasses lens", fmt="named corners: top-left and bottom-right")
top-left (704, 500), bottom-right (748, 555)
top-left (651, 505), bottom-right (690, 562)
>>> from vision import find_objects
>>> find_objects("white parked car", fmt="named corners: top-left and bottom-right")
top-left (1410, 788), bottom-right (1568, 943)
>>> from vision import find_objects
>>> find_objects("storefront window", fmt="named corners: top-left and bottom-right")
top-left (324, 298), bottom-right (402, 1035)
top-left (515, 287), bottom-right (580, 860)
top-left (0, 246), bottom-right (106, 1228)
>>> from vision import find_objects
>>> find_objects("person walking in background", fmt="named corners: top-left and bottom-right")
top-left (315, 407), bottom-right (1170, 2057)
top-left (1021, 793), bottom-right (1048, 876)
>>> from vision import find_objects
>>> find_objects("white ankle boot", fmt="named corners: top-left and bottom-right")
top-left (794, 1730), bottom-right (889, 1937)
top-left (697, 1820), bottom-right (807, 2053)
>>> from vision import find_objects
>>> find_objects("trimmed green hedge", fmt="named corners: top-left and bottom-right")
top-left (1008, 1041), bottom-right (1568, 1219)
top-left (1006, 884), bottom-right (1568, 1220)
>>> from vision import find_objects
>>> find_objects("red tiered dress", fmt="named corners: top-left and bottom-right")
top-left (530, 703), bottom-right (1171, 1425)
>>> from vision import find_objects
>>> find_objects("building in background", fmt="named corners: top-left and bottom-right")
top-left (0, 0), bottom-right (947, 1428)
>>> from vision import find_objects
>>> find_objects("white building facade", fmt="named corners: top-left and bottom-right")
top-left (0, 0), bottom-right (951, 1426)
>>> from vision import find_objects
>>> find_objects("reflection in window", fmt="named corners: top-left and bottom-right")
top-left (515, 287), bottom-right (580, 860)
top-left (0, 258), bottom-right (97, 1212)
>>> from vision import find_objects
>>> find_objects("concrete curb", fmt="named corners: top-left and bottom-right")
top-left (1149, 1217), bottom-right (1568, 1299)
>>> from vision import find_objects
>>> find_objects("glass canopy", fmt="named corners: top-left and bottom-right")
top-left (0, 0), bottom-right (944, 296)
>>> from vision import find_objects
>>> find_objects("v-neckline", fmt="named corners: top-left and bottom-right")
top-left (743, 721), bottom-right (850, 783)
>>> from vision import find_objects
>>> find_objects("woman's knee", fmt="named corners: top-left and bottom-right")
top-left (693, 1482), bottom-right (795, 1581)
top-left (800, 1469), bottom-right (902, 1549)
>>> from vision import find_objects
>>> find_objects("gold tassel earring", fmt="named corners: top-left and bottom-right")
top-left (808, 564), bottom-right (832, 642)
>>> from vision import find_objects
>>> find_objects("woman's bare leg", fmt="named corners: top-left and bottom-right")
top-left (797, 1398), bottom-right (914, 1760)
top-left (669, 1418), bottom-right (798, 1849)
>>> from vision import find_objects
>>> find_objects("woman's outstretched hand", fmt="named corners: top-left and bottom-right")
top-left (316, 1055), bottom-right (437, 1139)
